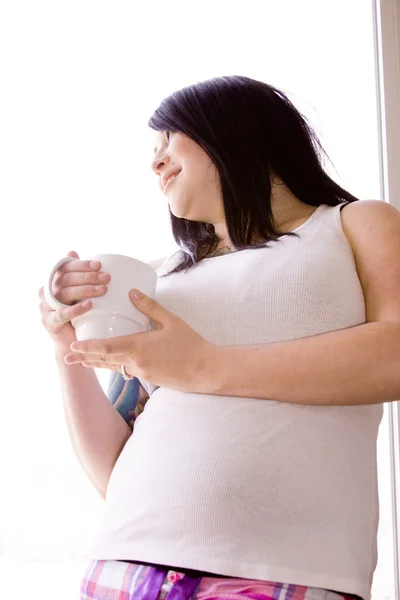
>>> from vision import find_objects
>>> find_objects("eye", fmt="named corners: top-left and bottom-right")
top-left (165, 130), bottom-right (174, 141)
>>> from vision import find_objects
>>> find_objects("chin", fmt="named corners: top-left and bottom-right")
top-left (169, 206), bottom-right (185, 219)
top-left (169, 203), bottom-right (193, 220)
top-left (169, 195), bottom-right (206, 222)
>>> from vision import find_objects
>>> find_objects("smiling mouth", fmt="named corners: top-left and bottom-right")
top-left (164, 172), bottom-right (179, 190)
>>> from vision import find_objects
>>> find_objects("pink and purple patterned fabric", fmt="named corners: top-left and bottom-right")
top-left (80, 560), bottom-right (362, 600)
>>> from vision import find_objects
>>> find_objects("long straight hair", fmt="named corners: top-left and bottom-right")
top-left (148, 75), bottom-right (360, 276)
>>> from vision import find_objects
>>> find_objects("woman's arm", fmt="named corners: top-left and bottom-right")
top-left (206, 200), bottom-right (400, 406)
top-left (57, 354), bottom-right (133, 499)
top-left (209, 320), bottom-right (400, 405)
top-left (59, 256), bottom-right (159, 491)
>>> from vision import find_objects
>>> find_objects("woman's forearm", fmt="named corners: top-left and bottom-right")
top-left (56, 351), bottom-right (132, 498)
top-left (207, 321), bottom-right (400, 406)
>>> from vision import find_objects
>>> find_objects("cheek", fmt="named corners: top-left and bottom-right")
top-left (194, 155), bottom-right (219, 184)
top-left (203, 165), bottom-right (221, 194)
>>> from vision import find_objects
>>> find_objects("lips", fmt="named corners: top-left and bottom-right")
top-left (164, 172), bottom-right (179, 191)
top-left (161, 170), bottom-right (181, 190)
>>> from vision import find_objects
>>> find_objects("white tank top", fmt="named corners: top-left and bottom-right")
top-left (91, 203), bottom-right (383, 600)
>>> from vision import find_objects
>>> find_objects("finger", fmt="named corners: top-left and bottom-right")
top-left (40, 300), bottom-right (92, 333)
top-left (55, 270), bottom-right (111, 288)
top-left (55, 258), bottom-right (103, 275)
top-left (81, 362), bottom-right (126, 372)
top-left (52, 258), bottom-right (109, 303)
top-left (67, 251), bottom-right (80, 259)
top-left (52, 300), bottom-right (92, 327)
top-left (69, 336), bottom-right (136, 356)
top-left (64, 351), bottom-right (116, 365)
top-left (129, 290), bottom-right (166, 328)
top-left (53, 283), bottom-right (109, 305)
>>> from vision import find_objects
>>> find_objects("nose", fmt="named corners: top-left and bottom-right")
top-left (151, 151), bottom-right (170, 176)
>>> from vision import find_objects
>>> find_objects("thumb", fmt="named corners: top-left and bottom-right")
top-left (129, 289), bottom-right (165, 325)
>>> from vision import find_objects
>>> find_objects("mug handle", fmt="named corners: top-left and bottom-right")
top-left (43, 256), bottom-right (78, 311)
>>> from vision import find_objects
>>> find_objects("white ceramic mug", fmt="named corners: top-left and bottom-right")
top-left (44, 254), bottom-right (158, 340)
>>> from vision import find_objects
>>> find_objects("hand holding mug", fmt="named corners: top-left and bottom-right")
top-left (39, 250), bottom-right (110, 352)
top-left (64, 288), bottom-right (218, 394)
top-left (40, 250), bottom-right (157, 364)
top-left (41, 250), bottom-right (217, 392)
top-left (49, 251), bottom-right (111, 306)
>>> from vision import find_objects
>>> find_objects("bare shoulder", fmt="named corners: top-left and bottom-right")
top-left (339, 199), bottom-right (400, 322)
top-left (340, 199), bottom-right (400, 252)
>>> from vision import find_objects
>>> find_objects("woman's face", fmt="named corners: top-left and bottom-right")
top-left (151, 131), bottom-right (225, 225)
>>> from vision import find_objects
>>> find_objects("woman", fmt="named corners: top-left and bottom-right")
top-left (39, 75), bottom-right (400, 600)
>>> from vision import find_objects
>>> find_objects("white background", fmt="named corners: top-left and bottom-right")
top-left (0, 0), bottom-right (396, 598)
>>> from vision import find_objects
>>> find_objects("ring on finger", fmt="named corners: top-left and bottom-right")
top-left (121, 365), bottom-right (133, 381)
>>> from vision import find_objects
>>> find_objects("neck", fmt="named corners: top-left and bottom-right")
top-left (211, 245), bottom-right (236, 257)
top-left (210, 180), bottom-right (315, 256)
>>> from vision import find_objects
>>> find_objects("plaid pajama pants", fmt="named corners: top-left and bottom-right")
top-left (80, 560), bottom-right (362, 600)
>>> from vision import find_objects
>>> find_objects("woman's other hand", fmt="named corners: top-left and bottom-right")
top-left (39, 250), bottom-right (110, 353)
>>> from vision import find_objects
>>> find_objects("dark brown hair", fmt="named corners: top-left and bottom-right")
top-left (148, 75), bottom-right (359, 275)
